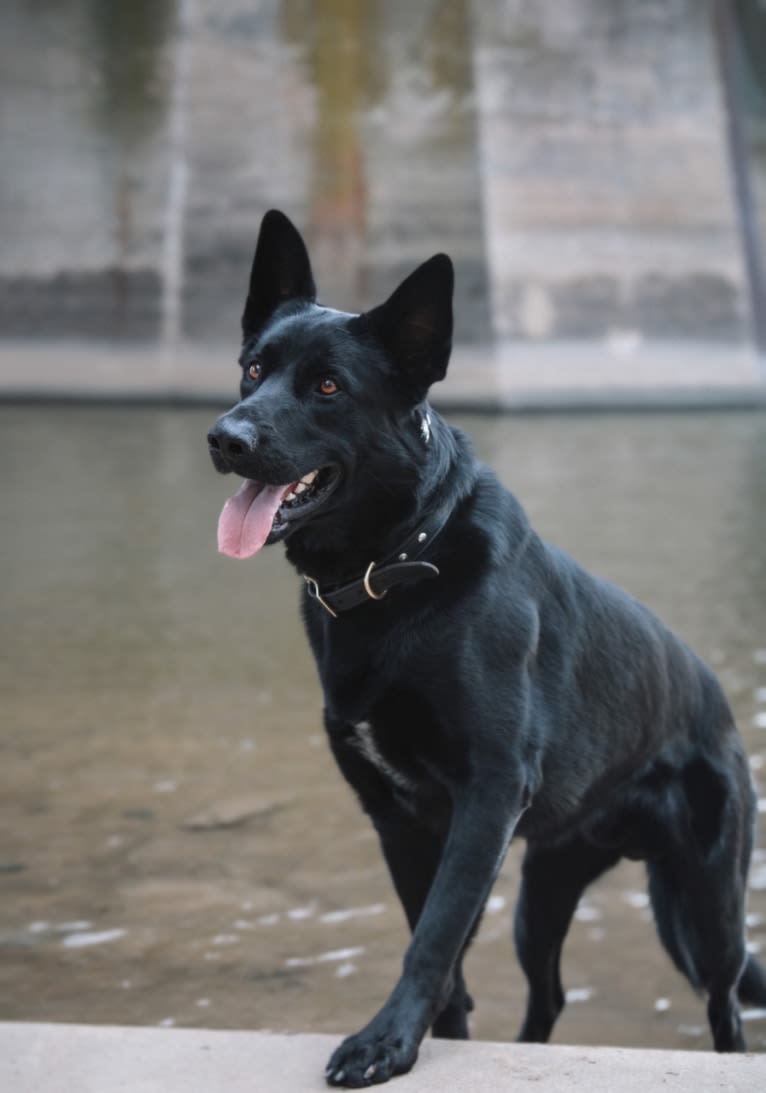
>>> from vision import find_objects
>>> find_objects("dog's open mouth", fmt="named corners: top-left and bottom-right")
top-left (217, 466), bottom-right (339, 559)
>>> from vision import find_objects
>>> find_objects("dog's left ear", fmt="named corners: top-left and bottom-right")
top-left (242, 210), bottom-right (317, 339)
top-left (355, 254), bottom-right (453, 401)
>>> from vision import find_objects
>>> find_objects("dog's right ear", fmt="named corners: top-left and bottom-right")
top-left (242, 210), bottom-right (317, 339)
top-left (354, 254), bottom-right (454, 402)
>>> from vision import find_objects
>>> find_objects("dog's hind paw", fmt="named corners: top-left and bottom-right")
top-left (324, 1027), bottom-right (419, 1087)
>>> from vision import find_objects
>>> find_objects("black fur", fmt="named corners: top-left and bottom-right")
top-left (208, 211), bottom-right (765, 1086)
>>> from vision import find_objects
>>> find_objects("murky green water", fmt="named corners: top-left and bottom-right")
top-left (1, 405), bottom-right (765, 1051)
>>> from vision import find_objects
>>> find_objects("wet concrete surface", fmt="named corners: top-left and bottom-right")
top-left (0, 339), bottom-right (763, 411)
top-left (1, 405), bottom-right (766, 1051)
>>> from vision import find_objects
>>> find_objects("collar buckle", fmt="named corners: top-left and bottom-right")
top-left (363, 561), bottom-right (387, 601)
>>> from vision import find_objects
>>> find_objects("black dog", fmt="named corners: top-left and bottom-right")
top-left (208, 210), bottom-right (766, 1086)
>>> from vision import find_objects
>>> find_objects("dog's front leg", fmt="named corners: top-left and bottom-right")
top-left (325, 767), bottom-right (525, 1087)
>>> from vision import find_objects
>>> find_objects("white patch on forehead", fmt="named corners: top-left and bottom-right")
top-left (352, 721), bottom-right (415, 793)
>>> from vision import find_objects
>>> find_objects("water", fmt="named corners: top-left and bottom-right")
top-left (1, 404), bottom-right (765, 1051)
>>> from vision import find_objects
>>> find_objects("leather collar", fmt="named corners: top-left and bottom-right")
top-left (302, 499), bottom-right (453, 618)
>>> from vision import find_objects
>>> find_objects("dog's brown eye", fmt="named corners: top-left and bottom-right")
top-left (318, 378), bottom-right (338, 396)
top-left (248, 361), bottom-right (262, 381)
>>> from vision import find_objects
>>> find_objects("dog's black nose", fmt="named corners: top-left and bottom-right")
top-left (207, 417), bottom-right (257, 460)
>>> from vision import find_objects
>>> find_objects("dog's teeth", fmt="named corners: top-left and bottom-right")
top-left (302, 470), bottom-right (318, 485)
top-left (284, 491), bottom-right (296, 503)
top-left (294, 482), bottom-right (307, 495)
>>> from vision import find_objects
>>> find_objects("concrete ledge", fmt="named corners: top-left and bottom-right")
top-left (1, 340), bottom-right (765, 413)
top-left (1, 1022), bottom-right (763, 1092)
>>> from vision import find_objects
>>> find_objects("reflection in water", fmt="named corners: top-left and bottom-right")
top-left (0, 405), bottom-right (765, 1050)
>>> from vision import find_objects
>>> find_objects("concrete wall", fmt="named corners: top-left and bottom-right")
top-left (0, 0), bottom-right (764, 401)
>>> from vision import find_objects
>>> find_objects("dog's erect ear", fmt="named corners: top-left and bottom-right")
top-left (242, 210), bottom-right (317, 339)
top-left (356, 254), bottom-right (454, 401)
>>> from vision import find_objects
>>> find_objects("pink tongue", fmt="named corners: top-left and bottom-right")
top-left (217, 479), bottom-right (290, 559)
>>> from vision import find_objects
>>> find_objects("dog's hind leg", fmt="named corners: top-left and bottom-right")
top-left (648, 851), bottom-right (747, 1051)
top-left (738, 953), bottom-right (766, 1006)
top-left (514, 837), bottom-right (620, 1043)
top-left (646, 753), bottom-right (753, 1052)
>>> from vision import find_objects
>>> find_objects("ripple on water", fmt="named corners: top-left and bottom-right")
top-left (257, 913), bottom-right (280, 926)
top-left (319, 904), bottom-right (386, 924)
top-left (61, 929), bottom-right (126, 948)
top-left (574, 903), bottom-right (602, 923)
top-left (678, 1024), bottom-right (704, 1037)
top-left (287, 904), bottom-right (316, 921)
top-left (622, 891), bottom-right (649, 910)
top-left (53, 921), bottom-right (92, 933)
top-left (750, 864), bottom-right (766, 891)
top-left (286, 946), bottom-right (365, 968)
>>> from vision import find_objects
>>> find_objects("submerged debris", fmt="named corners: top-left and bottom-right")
top-left (183, 792), bottom-right (293, 830)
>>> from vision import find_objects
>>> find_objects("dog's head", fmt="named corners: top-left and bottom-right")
top-left (208, 210), bottom-right (454, 560)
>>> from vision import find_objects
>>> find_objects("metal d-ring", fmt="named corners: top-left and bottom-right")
top-left (303, 575), bottom-right (338, 618)
top-left (363, 561), bottom-right (387, 601)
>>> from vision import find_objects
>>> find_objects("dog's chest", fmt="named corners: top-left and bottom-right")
top-left (350, 720), bottom-right (417, 794)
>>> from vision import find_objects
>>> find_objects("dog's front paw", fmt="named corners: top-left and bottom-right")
top-left (324, 1026), bottom-right (419, 1087)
